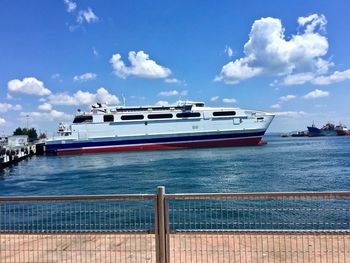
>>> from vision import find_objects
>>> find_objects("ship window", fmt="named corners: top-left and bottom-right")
top-left (104, 115), bottom-right (114, 122)
top-left (148, 113), bottom-right (173, 119)
top-left (73, 115), bottom-right (93, 123)
top-left (121, 115), bottom-right (144, 120)
top-left (176, 112), bottom-right (201, 118)
top-left (213, 111), bottom-right (236, 117)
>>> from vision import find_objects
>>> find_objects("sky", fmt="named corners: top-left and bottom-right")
top-left (1, 0), bottom-right (350, 135)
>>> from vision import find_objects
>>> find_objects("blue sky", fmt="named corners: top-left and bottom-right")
top-left (1, 0), bottom-right (350, 134)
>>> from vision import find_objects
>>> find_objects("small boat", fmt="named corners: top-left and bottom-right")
top-left (307, 123), bottom-right (337, 137)
top-left (335, 124), bottom-right (350, 136)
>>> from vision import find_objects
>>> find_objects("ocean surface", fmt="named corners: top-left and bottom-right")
top-left (1, 135), bottom-right (350, 196)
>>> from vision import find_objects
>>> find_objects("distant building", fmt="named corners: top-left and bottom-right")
top-left (0, 136), bottom-right (8, 146)
top-left (7, 135), bottom-right (28, 147)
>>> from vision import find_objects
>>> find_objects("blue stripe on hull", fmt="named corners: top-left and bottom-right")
top-left (46, 131), bottom-right (265, 151)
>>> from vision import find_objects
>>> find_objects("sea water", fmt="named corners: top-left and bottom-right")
top-left (1, 135), bottom-right (350, 196)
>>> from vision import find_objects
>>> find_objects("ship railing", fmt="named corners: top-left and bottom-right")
top-left (0, 187), bottom-right (349, 262)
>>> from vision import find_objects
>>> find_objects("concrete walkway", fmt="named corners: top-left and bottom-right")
top-left (1, 233), bottom-right (349, 262)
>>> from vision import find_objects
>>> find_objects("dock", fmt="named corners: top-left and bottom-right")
top-left (0, 135), bottom-right (36, 169)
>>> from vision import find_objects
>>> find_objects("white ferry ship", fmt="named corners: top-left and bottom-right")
top-left (45, 101), bottom-right (274, 154)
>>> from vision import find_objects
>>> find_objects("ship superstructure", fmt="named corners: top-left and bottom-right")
top-left (46, 101), bottom-right (275, 154)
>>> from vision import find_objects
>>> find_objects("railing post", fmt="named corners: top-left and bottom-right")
top-left (156, 186), bottom-right (167, 263)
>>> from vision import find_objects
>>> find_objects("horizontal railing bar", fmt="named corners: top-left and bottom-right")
top-left (1, 191), bottom-right (349, 202)
top-left (170, 229), bottom-right (350, 234)
top-left (0, 194), bottom-right (156, 202)
top-left (165, 191), bottom-right (350, 199)
top-left (0, 230), bottom-right (155, 235)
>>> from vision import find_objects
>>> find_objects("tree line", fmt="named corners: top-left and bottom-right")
top-left (13, 127), bottom-right (46, 141)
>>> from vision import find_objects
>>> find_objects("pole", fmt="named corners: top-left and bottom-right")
top-left (156, 186), bottom-right (167, 263)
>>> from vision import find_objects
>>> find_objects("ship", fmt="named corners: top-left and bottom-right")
top-left (335, 124), bottom-right (350, 136)
top-left (45, 101), bottom-right (275, 154)
top-left (307, 123), bottom-right (337, 137)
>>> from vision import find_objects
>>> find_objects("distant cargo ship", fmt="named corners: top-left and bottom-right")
top-left (335, 124), bottom-right (350, 136)
top-left (307, 123), bottom-right (337, 137)
top-left (45, 101), bottom-right (275, 154)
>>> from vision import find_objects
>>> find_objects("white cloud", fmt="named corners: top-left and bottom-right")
top-left (72, 90), bottom-right (96, 105)
top-left (20, 111), bottom-right (73, 122)
top-left (38, 103), bottom-right (53, 111)
top-left (48, 93), bottom-right (77, 106)
top-left (224, 46), bottom-right (234, 57)
top-left (180, 90), bottom-right (188, 96)
top-left (110, 51), bottom-right (171, 79)
top-left (303, 89), bottom-right (329, 99)
top-left (92, 47), bottom-right (99, 57)
top-left (270, 103), bottom-right (281, 109)
top-left (215, 14), bottom-right (349, 86)
top-left (48, 88), bottom-right (120, 106)
top-left (0, 117), bottom-right (6, 125)
top-left (274, 111), bottom-right (307, 118)
top-left (311, 69), bottom-right (350, 85)
top-left (281, 73), bottom-right (315, 85)
top-left (0, 103), bottom-right (22, 113)
top-left (73, 72), bottom-right (97, 82)
top-left (222, 98), bottom-right (237, 103)
top-left (158, 90), bottom-right (179, 97)
top-left (77, 8), bottom-right (99, 24)
top-left (158, 89), bottom-right (187, 97)
top-left (63, 0), bottom-right (76, 13)
top-left (297, 14), bottom-right (327, 34)
top-left (210, 96), bottom-right (219, 102)
top-left (155, 100), bottom-right (169, 106)
top-left (279, 95), bottom-right (297, 102)
top-left (215, 57), bottom-right (262, 84)
top-left (8, 77), bottom-right (51, 96)
top-left (96, 87), bottom-right (120, 105)
top-left (165, 78), bottom-right (180, 83)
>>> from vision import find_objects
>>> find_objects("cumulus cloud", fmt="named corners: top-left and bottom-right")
top-left (77, 8), bottom-right (99, 24)
top-left (48, 88), bottom-right (120, 106)
top-left (158, 90), bottom-right (178, 97)
top-left (210, 96), bottom-right (220, 102)
top-left (270, 103), bottom-right (281, 109)
top-left (311, 70), bottom-right (350, 85)
top-left (96, 87), bottom-right (121, 104)
top-left (8, 77), bottom-right (51, 96)
top-left (165, 78), bottom-right (180, 83)
top-left (222, 98), bottom-right (237, 103)
top-left (110, 51), bottom-right (171, 79)
top-left (215, 14), bottom-right (350, 86)
top-left (224, 46), bottom-right (234, 57)
top-left (20, 111), bottom-right (73, 122)
top-left (158, 90), bottom-right (188, 97)
top-left (0, 103), bottom-right (22, 112)
top-left (0, 117), bottom-right (5, 125)
top-left (155, 100), bottom-right (169, 106)
top-left (73, 72), bottom-right (97, 82)
top-left (279, 95), bottom-right (297, 102)
top-left (273, 111), bottom-right (307, 118)
top-left (63, 0), bottom-right (76, 13)
top-left (303, 89), bottom-right (329, 99)
top-left (38, 103), bottom-right (53, 111)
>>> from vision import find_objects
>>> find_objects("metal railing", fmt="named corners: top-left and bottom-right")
top-left (1, 187), bottom-right (349, 262)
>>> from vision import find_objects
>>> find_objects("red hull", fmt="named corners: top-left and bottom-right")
top-left (58, 137), bottom-right (263, 154)
top-left (336, 130), bottom-right (350, 136)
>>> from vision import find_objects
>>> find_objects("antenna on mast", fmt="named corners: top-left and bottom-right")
top-left (122, 94), bottom-right (126, 106)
